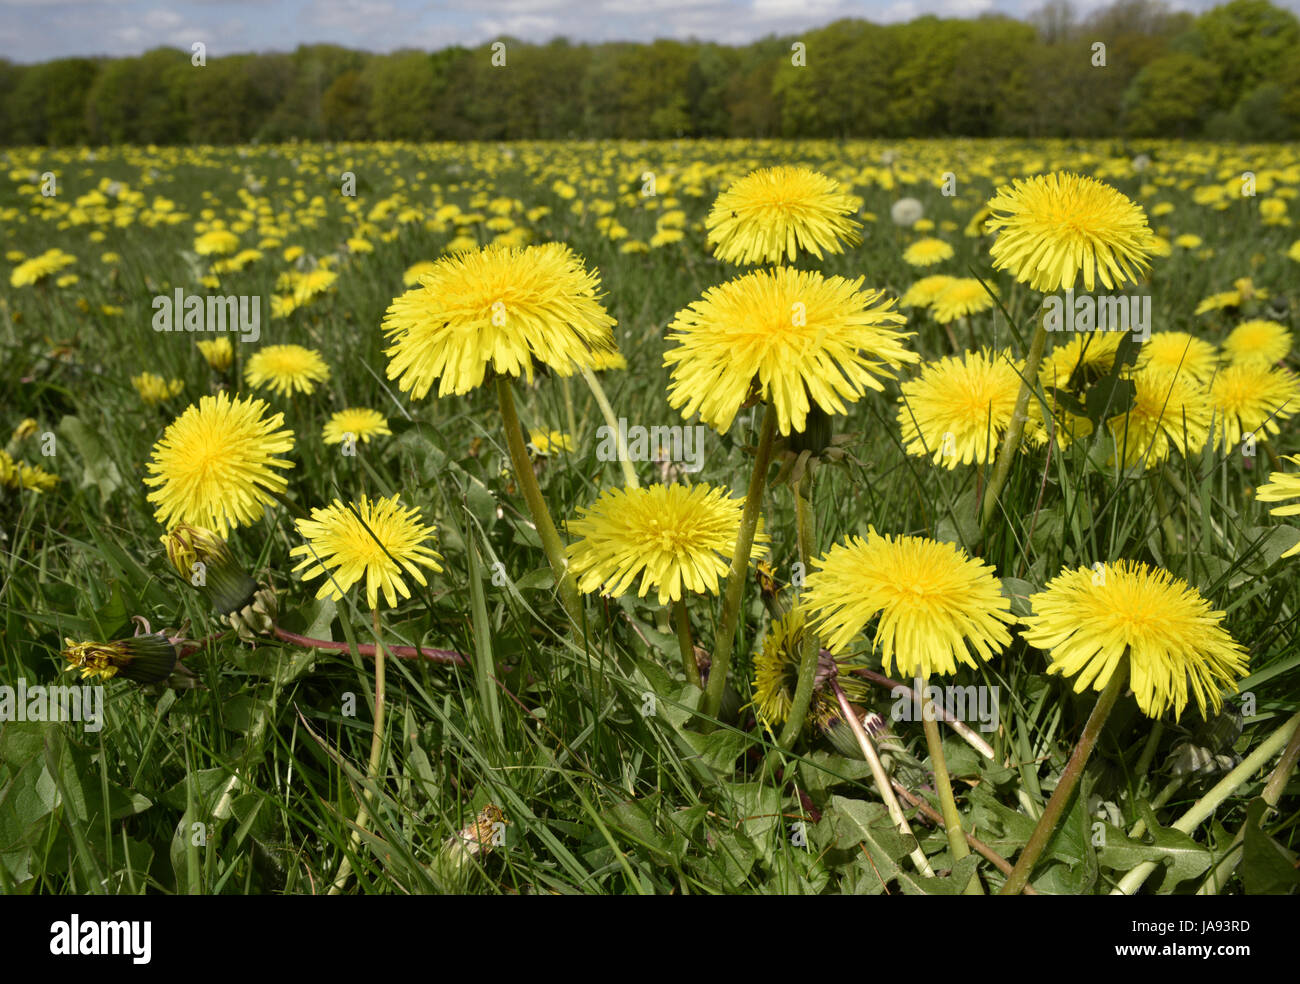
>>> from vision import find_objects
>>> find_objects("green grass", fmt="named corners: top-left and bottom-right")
top-left (1, 138), bottom-right (1298, 895)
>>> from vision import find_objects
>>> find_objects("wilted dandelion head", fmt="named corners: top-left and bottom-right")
top-left (1020, 560), bottom-right (1248, 719)
top-left (290, 493), bottom-right (443, 611)
top-left (565, 483), bottom-right (767, 606)
top-left (1134, 331), bottom-right (1217, 383)
top-left (62, 634), bottom-right (180, 685)
top-left (1209, 364), bottom-right (1300, 452)
top-left (322, 408), bottom-right (391, 445)
top-left (985, 172), bottom-right (1156, 292)
top-left (890, 197), bottom-right (924, 227)
top-left (1256, 455), bottom-right (1300, 559)
top-left (1222, 319), bottom-right (1291, 367)
top-left (902, 237), bottom-right (954, 268)
top-left (664, 267), bottom-right (917, 436)
top-left (751, 608), bottom-right (870, 734)
top-left (803, 529), bottom-right (1015, 678)
top-left (144, 392), bottom-right (295, 536)
top-left (705, 165), bottom-right (861, 265)
top-left (1108, 367), bottom-right (1211, 468)
top-left (897, 348), bottom-right (1023, 468)
top-left (931, 278), bottom-right (997, 324)
top-left (381, 243), bottom-right (616, 399)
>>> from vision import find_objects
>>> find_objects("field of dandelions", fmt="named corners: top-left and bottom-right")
top-left (2, 139), bottom-right (1299, 896)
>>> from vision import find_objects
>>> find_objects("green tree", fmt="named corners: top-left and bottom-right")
top-left (1123, 52), bottom-right (1220, 136)
top-left (85, 48), bottom-right (189, 144)
top-left (8, 57), bottom-right (99, 144)
top-left (1187, 0), bottom-right (1300, 111)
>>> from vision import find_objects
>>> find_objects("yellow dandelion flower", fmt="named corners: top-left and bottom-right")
top-left (194, 229), bottom-right (240, 256)
top-left (10, 248), bottom-right (75, 287)
top-left (899, 275), bottom-right (957, 309)
top-left (1209, 365), bottom-right (1300, 452)
top-left (290, 494), bottom-right (443, 611)
top-left (985, 172), bottom-right (1156, 292)
top-left (322, 408), bottom-right (391, 445)
top-left (902, 237), bottom-right (954, 268)
top-left (527, 429), bottom-right (573, 455)
top-left (1134, 331), bottom-right (1217, 382)
top-left (931, 278), bottom-right (997, 324)
top-left (1256, 455), bottom-right (1300, 558)
top-left (143, 392), bottom-right (295, 535)
top-left (1042, 331), bottom-right (1124, 389)
top-left (0, 449), bottom-right (59, 493)
top-left (382, 243), bottom-right (616, 399)
top-left (751, 607), bottom-right (870, 734)
top-left (1020, 560), bottom-right (1248, 719)
top-left (245, 344), bottom-right (331, 396)
top-left (803, 528), bottom-right (1015, 678)
top-left (1222, 319), bottom-right (1291, 366)
top-left (1109, 367), bottom-right (1211, 468)
top-left (1194, 291), bottom-right (1241, 315)
top-left (705, 165), bottom-right (861, 265)
top-left (565, 483), bottom-right (768, 606)
top-left (196, 337), bottom-right (233, 372)
top-left (402, 260), bottom-right (439, 286)
top-left (665, 267), bottom-right (917, 436)
top-left (131, 372), bottom-right (184, 406)
top-left (897, 348), bottom-right (1023, 468)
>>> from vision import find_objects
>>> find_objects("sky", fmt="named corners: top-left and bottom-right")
top-left (1, 0), bottom-right (1295, 62)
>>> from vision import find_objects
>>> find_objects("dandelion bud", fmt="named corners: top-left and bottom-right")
top-left (162, 523), bottom-right (258, 615)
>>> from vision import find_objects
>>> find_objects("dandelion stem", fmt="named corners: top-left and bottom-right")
top-left (673, 598), bottom-right (701, 689)
top-left (496, 375), bottom-right (583, 626)
top-left (831, 678), bottom-right (935, 878)
top-left (980, 317), bottom-right (1048, 530)
top-left (853, 668), bottom-right (996, 760)
top-left (1001, 659), bottom-right (1127, 895)
top-left (919, 675), bottom-right (982, 893)
top-left (580, 366), bottom-right (638, 489)
top-left (1114, 710), bottom-right (1300, 896)
top-left (328, 605), bottom-right (388, 895)
top-left (777, 467), bottom-right (819, 749)
top-left (560, 375), bottom-right (578, 446)
top-left (703, 405), bottom-right (777, 720)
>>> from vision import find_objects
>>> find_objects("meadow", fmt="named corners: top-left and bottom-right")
top-left (2, 137), bottom-right (1299, 895)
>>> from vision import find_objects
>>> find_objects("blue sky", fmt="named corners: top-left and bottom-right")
top-left (1, 0), bottom-right (1294, 62)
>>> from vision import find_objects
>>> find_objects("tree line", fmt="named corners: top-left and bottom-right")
top-left (1, 0), bottom-right (1297, 146)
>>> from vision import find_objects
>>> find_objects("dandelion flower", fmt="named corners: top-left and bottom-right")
top-left (1194, 291), bottom-right (1241, 316)
top-left (891, 198), bottom-right (924, 227)
top-left (1209, 364), bottom-right (1300, 452)
top-left (1042, 331), bottom-right (1124, 389)
top-left (985, 172), bottom-right (1156, 292)
top-left (290, 494), bottom-right (443, 610)
top-left (0, 449), bottom-right (58, 493)
top-left (194, 230), bottom-right (239, 256)
top-left (803, 529), bottom-right (1015, 678)
top-left (1222, 319), bottom-right (1291, 367)
top-left (565, 483), bottom-right (767, 606)
top-left (144, 392), bottom-right (295, 535)
top-left (10, 248), bottom-right (75, 287)
top-left (705, 165), bottom-right (861, 265)
top-left (931, 278), bottom-right (997, 324)
top-left (899, 275), bottom-right (956, 309)
top-left (322, 408), bottom-right (391, 445)
top-left (402, 260), bottom-right (439, 286)
top-left (62, 634), bottom-right (182, 685)
top-left (527, 429), bottom-right (573, 456)
top-left (131, 372), bottom-right (184, 406)
top-left (1109, 367), bottom-right (1211, 467)
top-left (245, 344), bottom-right (331, 396)
top-left (1135, 331), bottom-right (1217, 382)
top-left (664, 267), bottom-right (917, 436)
top-left (196, 337), bottom-right (234, 372)
top-left (897, 348), bottom-right (1023, 468)
top-left (1256, 455), bottom-right (1300, 558)
top-left (902, 237), bottom-right (954, 268)
top-left (382, 243), bottom-right (616, 399)
top-left (1020, 560), bottom-right (1248, 718)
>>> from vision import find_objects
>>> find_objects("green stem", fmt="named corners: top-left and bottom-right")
top-left (920, 676), bottom-right (982, 893)
top-left (777, 467), bottom-right (818, 749)
top-left (703, 405), bottom-right (778, 720)
top-left (1114, 710), bottom-right (1300, 896)
top-left (497, 375), bottom-right (583, 626)
top-left (328, 605), bottom-right (388, 895)
top-left (673, 597), bottom-right (701, 689)
top-left (561, 374), bottom-right (578, 447)
top-left (1000, 658), bottom-right (1127, 895)
top-left (981, 316), bottom-right (1049, 530)
top-left (580, 366), bottom-right (638, 489)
